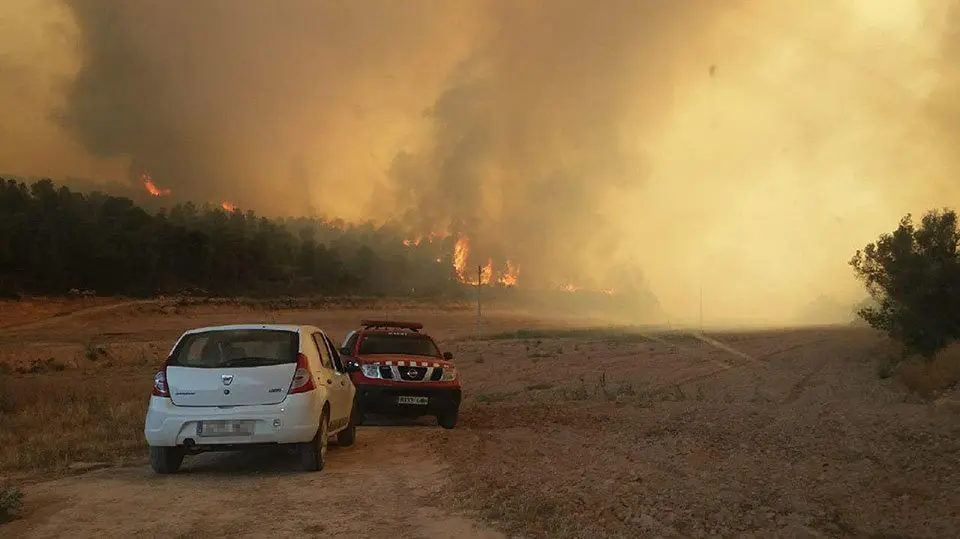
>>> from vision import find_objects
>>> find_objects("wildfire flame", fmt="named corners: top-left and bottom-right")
top-left (401, 231), bottom-right (612, 292)
top-left (497, 260), bottom-right (519, 286)
top-left (221, 201), bottom-right (238, 212)
top-left (453, 234), bottom-right (469, 282)
top-left (480, 259), bottom-right (493, 285)
top-left (450, 233), bottom-right (519, 287)
top-left (141, 173), bottom-right (170, 197)
top-left (404, 233), bottom-right (441, 247)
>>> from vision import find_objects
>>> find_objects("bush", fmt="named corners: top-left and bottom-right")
top-left (0, 485), bottom-right (23, 523)
top-left (850, 209), bottom-right (960, 359)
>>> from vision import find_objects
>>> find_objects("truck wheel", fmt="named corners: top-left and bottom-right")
top-left (149, 446), bottom-right (185, 474)
top-left (337, 411), bottom-right (357, 447)
top-left (437, 408), bottom-right (459, 430)
top-left (300, 409), bottom-right (329, 472)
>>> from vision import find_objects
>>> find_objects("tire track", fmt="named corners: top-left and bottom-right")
top-left (637, 331), bottom-right (734, 372)
top-left (688, 331), bottom-right (762, 365)
top-left (781, 356), bottom-right (832, 404)
top-left (0, 299), bottom-right (160, 333)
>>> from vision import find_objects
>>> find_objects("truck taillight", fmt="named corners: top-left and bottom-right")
top-left (152, 359), bottom-right (170, 397)
top-left (288, 353), bottom-right (316, 394)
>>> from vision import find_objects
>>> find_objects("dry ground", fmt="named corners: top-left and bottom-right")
top-left (1, 298), bottom-right (958, 538)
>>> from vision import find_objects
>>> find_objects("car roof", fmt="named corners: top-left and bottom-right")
top-left (180, 324), bottom-right (316, 335)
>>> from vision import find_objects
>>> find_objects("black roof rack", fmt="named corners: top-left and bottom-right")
top-left (360, 319), bottom-right (423, 332)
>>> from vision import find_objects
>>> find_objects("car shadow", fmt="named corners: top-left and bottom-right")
top-left (175, 441), bottom-right (353, 476)
top-left (359, 414), bottom-right (437, 428)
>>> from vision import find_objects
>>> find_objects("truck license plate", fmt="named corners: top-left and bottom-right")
top-left (197, 420), bottom-right (254, 437)
top-left (397, 396), bottom-right (428, 405)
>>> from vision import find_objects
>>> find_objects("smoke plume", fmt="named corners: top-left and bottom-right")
top-left (2, 0), bottom-right (960, 324)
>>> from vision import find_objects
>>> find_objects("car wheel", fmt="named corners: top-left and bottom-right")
top-left (300, 408), bottom-right (329, 472)
top-left (337, 411), bottom-right (357, 447)
top-left (149, 445), bottom-right (185, 474)
top-left (436, 407), bottom-right (459, 430)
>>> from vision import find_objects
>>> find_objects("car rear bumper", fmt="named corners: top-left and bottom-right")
top-left (143, 393), bottom-right (321, 447)
top-left (354, 384), bottom-right (462, 417)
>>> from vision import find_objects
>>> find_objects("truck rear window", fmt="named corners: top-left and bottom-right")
top-left (358, 333), bottom-right (441, 357)
top-left (169, 329), bottom-right (299, 368)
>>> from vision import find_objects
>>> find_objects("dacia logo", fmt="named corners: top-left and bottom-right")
top-left (221, 374), bottom-right (234, 386)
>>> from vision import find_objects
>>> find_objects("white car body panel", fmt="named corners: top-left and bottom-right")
top-left (167, 364), bottom-right (297, 407)
top-left (144, 323), bottom-right (355, 448)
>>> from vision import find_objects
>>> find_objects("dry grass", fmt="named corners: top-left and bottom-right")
top-left (897, 344), bottom-right (960, 397)
top-left (0, 484), bottom-right (23, 523)
top-left (0, 368), bottom-right (153, 472)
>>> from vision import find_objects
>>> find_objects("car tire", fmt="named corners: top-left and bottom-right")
top-left (337, 411), bottom-right (357, 447)
top-left (148, 445), bottom-right (185, 474)
top-left (300, 408), bottom-right (329, 472)
top-left (437, 408), bottom-right (459, 430)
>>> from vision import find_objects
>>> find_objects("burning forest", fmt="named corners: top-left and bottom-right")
top-left (1, 176), bottom-right (658, 321)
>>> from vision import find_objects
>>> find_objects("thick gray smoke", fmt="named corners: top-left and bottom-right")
top-left (6, 0), bottom-right (960, 324)
top-left (55, 0), bottom-right (731, 294)
top-left (382, 1), bottom-right (732, 288)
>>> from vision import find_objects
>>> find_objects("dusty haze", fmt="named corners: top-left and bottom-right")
top-left (1, 0), bottom-right (958, 325)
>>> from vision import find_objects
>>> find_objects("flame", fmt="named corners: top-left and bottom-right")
top-left (481, 258), bottom-right (493, 285)
top-left (556, 283), bottom-right (616, 294)
top-left (497, 260), bottom-right (519, 286)
top-left (141, 173), bottom-right (170, 196)
top-left (221, 201), bottom-right (238, 212)
top-left (450, 233), bottom-right (521, 286)
top-left (403, 232), bottom-right (443, 247)
top-left (453, 234), bottom-right (469, 282)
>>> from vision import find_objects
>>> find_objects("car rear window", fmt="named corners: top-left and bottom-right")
top-left (169, 329), bottom-right (299, 368)
top-left (357, 333), bottom-right (441, 357)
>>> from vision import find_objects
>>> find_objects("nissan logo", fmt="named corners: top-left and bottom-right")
top-left (407, 369), bottom-right (418, 377)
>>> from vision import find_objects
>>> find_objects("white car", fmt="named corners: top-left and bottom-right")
top-left (144, 324), bottom-right (359, 474)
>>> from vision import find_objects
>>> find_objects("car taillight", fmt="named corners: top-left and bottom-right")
top-left (288, 353), bottom-right (315, 394)
top-left (152, 359), bottom-right (170, 397)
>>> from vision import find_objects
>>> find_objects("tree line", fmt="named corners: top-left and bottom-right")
top-left (0, 178), bottom-right (461, 298)
top-left (3, 177), bottom-right (959, 362)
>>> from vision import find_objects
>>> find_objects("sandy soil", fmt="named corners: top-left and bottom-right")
top-left (4, 427), bottom-right (504, 539)
top-left (1, 298), bottom-right (958, 538)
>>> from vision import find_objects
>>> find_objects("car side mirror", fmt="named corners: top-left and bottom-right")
top-left (443, 351), bottom-right (453, 360)
top-left (344, 360), bottom-right (361, 373)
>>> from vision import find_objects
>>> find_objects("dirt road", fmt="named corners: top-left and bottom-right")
top-left (3, 299), bottom-right (959, 538)
top-left (6, 426), bottom-right (503, 539)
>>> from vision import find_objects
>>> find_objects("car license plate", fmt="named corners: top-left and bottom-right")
top-left (397, 396), bottom-right (428, 405)
top-left (197, 420), bottom-right (254, 437)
